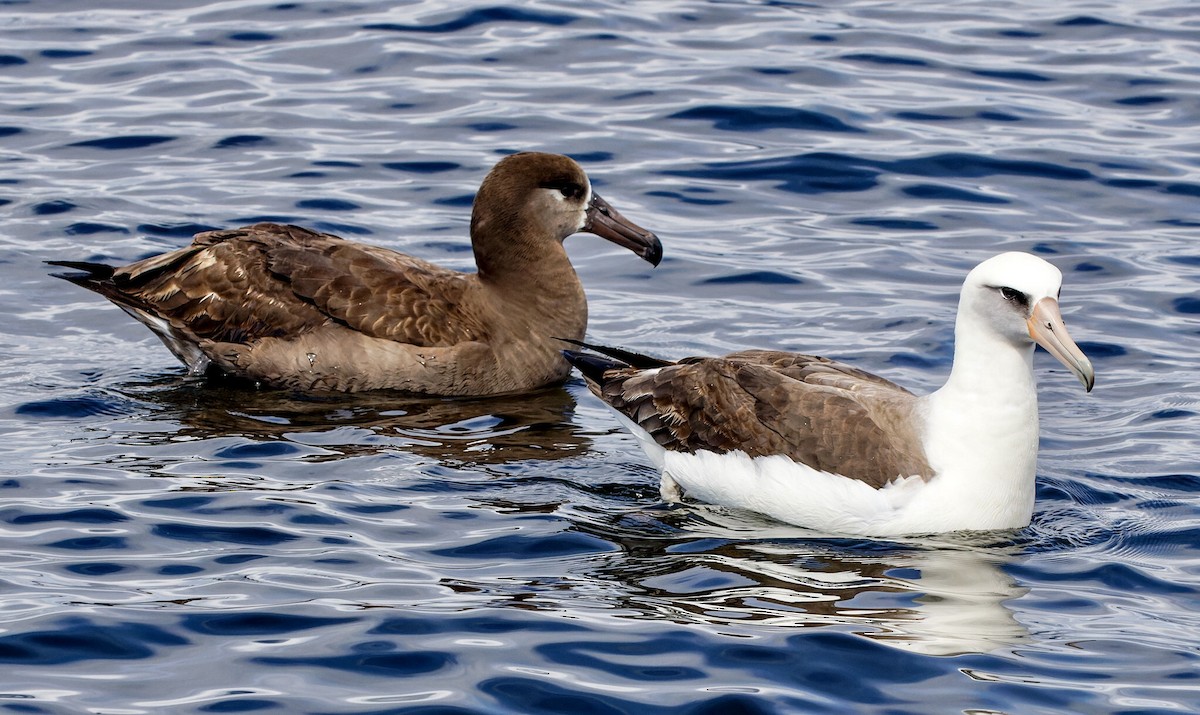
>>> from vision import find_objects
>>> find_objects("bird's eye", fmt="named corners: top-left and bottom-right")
top-left (999, 287), bottom-right (1027, 304)
top-left (542, 180), bottom-right (583, 199)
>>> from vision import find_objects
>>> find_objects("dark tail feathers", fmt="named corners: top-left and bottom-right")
top-left (555, 337), bottom-right (672, 370)
top-left (46, 260), bottom-right (116, 285)
top-left (559, 338), bottom-right (674, 385)
top-left (561, 349), bottom-right (629, 384)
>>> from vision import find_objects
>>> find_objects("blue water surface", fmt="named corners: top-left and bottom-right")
top-left (2, 1), bottom-right (1199, 713)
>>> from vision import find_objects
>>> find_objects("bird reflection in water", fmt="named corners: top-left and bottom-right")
top-left (570, 508), bottom-right (1030, 657)
top-left (113, 374), bottom-right (591, 465)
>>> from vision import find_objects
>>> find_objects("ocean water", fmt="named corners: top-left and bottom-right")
top-left (2, 1), bottom-right (1199, 713)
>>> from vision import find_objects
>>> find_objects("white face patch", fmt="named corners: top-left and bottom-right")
top-left (543, 183), bottom-right (590, 232)
top-left (576, 183), bottom-right (592, 232)
top-left (537, 176), bottom-right (592, 235)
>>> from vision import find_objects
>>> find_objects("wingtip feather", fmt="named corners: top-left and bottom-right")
top-left (561, 349), bottom-right (627, 385)
top-left (553, 337), bottom-right (672, 369)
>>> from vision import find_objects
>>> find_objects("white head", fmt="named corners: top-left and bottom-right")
top-left (959, 252), bottom-right (1094, 391)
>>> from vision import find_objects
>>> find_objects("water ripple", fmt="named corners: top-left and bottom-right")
top-left (1, 0), bottom-right (1198, 713)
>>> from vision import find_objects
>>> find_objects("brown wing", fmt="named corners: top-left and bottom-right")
top-left (723, 349), bottom-right (914, 394)
top-left (109, 223), bottom-right (484, 348)
top-left (594, 351), bottom-right (932, 488)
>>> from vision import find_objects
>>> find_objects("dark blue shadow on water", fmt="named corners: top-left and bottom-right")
top-left (67, 136), bottom-right (175, 150)
top-left (670, 105), bottom-right (865, 133)
top-left (1172, 297), bottom-right (1200, 314)
top-left (1057, 15), bottom-right (1122, 27)
top-left (15, 395), bottom-right (129, 419)
top-left (465, 122), bottom-right (517, 132)
top-left (1005, 561), bottom-right (1197, 595)
top-left (841, 52), bottom-right (929, 67)
top-left (1073, 341), bottom-right (1125, 359)
top-left (1114, 95), bottom-right (1171, 106)
top-left (65, 221), bottom-right (130, 235)
top-left (645, 190), bottom-right (730, 206)
top-left (41, 49), bottom-right (92, 59)
top-left (0, 619), bottom-right (187, 665)
top-left (33, 200), bottom-right (75, 215)
top-left (212, 441), bottom-right (305, 459)
top-left (6, 508), bottom-right (128, 525)
top-left (697, 270), bottom-right (802, 286)
top-left (662, 151), bottom-right (1116, 196)
top-left (180, 612), bottom-right (358, 636)
top-left (538, 635), bottom-right (709, 682)
top-left (665, 153), bottom-right (879, 194)
top-left (65, 562), bottom-right (127, 576)
top-left (228, 32), bottom-right (275, 42)
top-left (429, 529), bottom-right (617, 560)
top-left (383, 161), bottom-right (461, 173)
top-left (971, 68), bottom-right (1053, 83)
top-left (567, 151), bottom-right (615, 164)
top-left (142, 495), bottom-right (216, 511)
top-left (295, 199), bottom-right (361, 212)
top-left (365, 7), bottom-right (577, 33)
top-left (433, 194), bottom-right (476, 208)
top-left (1145, 408), bottom-right (1195, 420)
top-left (45, 536), bottom-right (127, 550)
top-left (213, 135), bottom-right (274, 149)
top-left (852, 217), bottom-right (939, 231)
top-left (472, 633), bottom-right (950, 715)
top-left (151, 523), bottom-right (299, 546)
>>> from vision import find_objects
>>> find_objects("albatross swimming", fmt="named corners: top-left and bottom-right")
top-left (49, 152), bottom-right (662, 395)
top-left (563, 252), bottom-right (1094, 536)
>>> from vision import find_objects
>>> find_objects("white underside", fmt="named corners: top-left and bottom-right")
top-left (660, 449), bottom-right (1022, 537)
top-left (610, 410), bottom-right (1036, 537)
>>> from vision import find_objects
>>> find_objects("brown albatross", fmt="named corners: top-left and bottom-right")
top-left (563, 252), bottom-right (1094, 536)
top-left (49, 152), bottom-right (662, 395)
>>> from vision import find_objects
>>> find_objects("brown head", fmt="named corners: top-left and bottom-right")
top-left (469, 152), bottom-right (662, 278)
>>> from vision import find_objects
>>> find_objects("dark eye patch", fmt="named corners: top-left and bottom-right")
top-left (539, 179), bottom-right (585, 199)
top-left (998, 286), bottom-right (1029, 306)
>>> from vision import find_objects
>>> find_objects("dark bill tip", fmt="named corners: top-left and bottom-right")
top-left (1027, 297), bottom-right (1095, 393)
top-left (583, 192), bottom-right (663, 267)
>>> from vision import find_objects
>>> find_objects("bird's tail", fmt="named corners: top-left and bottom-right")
top-left (555, 337), bottom-right (672, 369)
top-left (46, 260), bottom-right (116, 286)
top-left (561, 349), bottom-right (629, 384)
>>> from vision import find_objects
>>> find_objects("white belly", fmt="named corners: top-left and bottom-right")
top-left (660, 449), bottom-right (1032, 536)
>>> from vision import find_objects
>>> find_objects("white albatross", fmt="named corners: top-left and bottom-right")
top-left (562, 252), bottom-right (1094, 536)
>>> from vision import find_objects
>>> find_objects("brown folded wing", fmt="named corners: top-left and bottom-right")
top-left (593, 349), bottom-right (933, 488)
top-left (108, 223), bottom-right (485, 348)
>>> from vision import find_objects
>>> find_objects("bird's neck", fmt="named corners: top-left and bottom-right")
top-left (473, 237), bottom-right (588, 342)
top-left (919, 318), bottom-right (1041, 529)
top-left (940, 315), bottom-right (1038, 403)
top-left (473, 221), bottom-right (571, 280)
